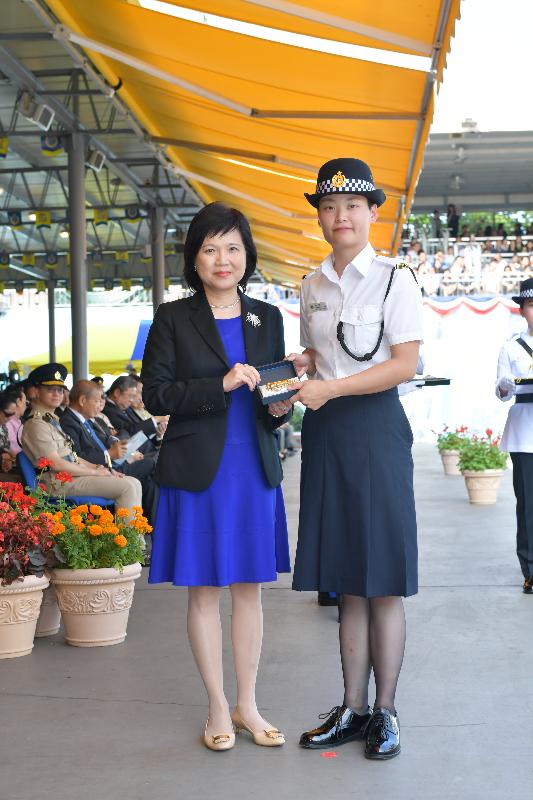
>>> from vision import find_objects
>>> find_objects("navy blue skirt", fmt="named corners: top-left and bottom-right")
top-left (292, 389), bottom-right (418, 598)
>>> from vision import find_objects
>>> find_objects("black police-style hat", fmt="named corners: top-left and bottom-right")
top-left (304, 158), bottom-right (386, 209)
top-left (27, 362), bottom-right (68, 388)
top-left (512, 277), bottom-right (533, 305)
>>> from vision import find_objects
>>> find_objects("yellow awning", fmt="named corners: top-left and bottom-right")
top-left (47, 0), bottom-right (460, 283)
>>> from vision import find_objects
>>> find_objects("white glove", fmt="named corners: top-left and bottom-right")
top-left (498, 375), bottom-right (516, 398)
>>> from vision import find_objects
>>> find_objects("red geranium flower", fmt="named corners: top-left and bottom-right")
top-left (37, 457), bottom-right (53, 470)
top-left (55, 471), bottom-right (73, 484)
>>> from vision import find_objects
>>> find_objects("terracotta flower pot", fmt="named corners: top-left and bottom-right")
top-left (51, 563), bottom-right (142, 647)
top-left (35, 584), bottom-right (61, 637)
top-left (462, 469), bottom-right (504, 505)
top-left (0, 574), bottom-right (49, 659)
top-left (440, 449), bottom-right (462, 475)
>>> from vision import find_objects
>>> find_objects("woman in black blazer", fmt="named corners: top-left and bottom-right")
top-left (141, 202), bottom-right (291, 752)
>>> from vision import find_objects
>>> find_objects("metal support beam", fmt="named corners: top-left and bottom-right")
top-left (68, 133), bottom-right (88, 380)
top-left (48, 279), bottom-right (56, 361)
top-left (150, 206), bottom-right (165, 313)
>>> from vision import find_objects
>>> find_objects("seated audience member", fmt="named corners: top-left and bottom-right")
top-left (501, 264), bottom-right (519, 295)
top-left (56, 386), bottom-right (70, 418)
top-left (520, 255), bottom-right (531, 273)
top-left (1, 383), bottom-right (26, 455)
top-left (60, 380), bottom-right (158, 523)
top-left (421, 265), bottom-right (441, 296)
top-left (440, 268), bottom-right (457, 296)
top-left (93, 390), bottom-right (118, 437)
top-left (104, 376), bottom-right (163, 444)
top-left (21, 363), bottom-right (142, 513)
top-left (0, 399), bottom-right (16, 473)
top-left (482, 260), bottom-right (502, 295)
top-left (129, 376), bottom-right (168, 440)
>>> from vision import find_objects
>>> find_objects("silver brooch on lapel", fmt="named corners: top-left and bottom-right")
top-left (246, 312), bottom-right (261, 327)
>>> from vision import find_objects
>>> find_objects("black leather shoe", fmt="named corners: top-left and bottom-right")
top-left (299, 704), bottom-right (372, 749)
top-left (317, 592), bottom-right (339, 607)
top-left (523, 577), bottom-right (533, 594)
top-left (364, 707), bottom-right (401, 760)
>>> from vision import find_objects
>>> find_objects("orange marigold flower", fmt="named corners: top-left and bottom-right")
top-left (51, 522), bottom-right (65, 535)
top-left (53, 511), bottom-right (63, 521)
top-left (132, 506), bottom-right (144, 514)
top-left (89, 524), bottom-right (103, 537)
top-left (114, 534), bottom-right (127, 548)
top-left (75, 504), bottom-right (88, 514)
top-left (116, 508), bottom-right (130, 518)
top-left (106, 525), bottom-right (119, 535)
top-left (70, 514), bottom-right (83, 526)
top-left (42, 511), bottom-right (54, 519)
top-left (90, 504), bottom-right (102, 515)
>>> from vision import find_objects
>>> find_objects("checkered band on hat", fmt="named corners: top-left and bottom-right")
top-left (316, 177), bottom-right (375, 194)
top-left (520, 288), bottom-right (533, 298)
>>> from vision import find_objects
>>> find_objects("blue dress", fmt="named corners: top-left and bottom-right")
top-left (148, 316), bottom-right (291, 587)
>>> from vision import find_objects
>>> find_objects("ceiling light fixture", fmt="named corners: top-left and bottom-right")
top-left (16, 90), bottom-right (55, 131)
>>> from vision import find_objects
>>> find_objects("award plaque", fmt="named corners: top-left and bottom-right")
top-left (515, 377), bottom-right (533, 385)
top-left (256, 360), bottom-right (300, 405)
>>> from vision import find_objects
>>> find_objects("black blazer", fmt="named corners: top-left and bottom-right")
top-left (141, 292), bottom-right (289, 491)
top-left (59, 407), bottom-right (108, 466)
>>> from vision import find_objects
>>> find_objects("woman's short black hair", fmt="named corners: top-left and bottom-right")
top-left (183, 202), bottom-right (257, 292)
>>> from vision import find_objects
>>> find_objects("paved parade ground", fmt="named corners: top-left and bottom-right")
top-left (2, 444), bottom-right (531, 800)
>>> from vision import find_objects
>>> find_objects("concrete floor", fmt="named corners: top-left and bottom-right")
top-left (2, 445), bottom-right (532, 800)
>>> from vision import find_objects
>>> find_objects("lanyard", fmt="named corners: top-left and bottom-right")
top-left (516, 337), bottom-right (533, 357)
top-left (336, 264), bottom-right (418, 362)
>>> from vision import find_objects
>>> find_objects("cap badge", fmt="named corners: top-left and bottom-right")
top-left (54, 371), bottom-right (61, 380)
top-left (331, 171), bottom-right (346, 188)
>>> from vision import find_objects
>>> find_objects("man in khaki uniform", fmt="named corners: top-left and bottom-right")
top-left (21, 363), bottom-right (142, 511)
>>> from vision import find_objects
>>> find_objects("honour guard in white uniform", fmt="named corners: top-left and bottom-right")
top-left (286, 158), bottom-right (423, 760)
top-left (21, 363), bottom-right (142, 513)
top-left (495, 278), bottom-right (533, 593)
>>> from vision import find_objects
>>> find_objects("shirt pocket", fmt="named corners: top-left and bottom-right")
top-left (339, 304), bottom-right (383, 356)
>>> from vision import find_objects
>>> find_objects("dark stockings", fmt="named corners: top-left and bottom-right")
top-left (340, 594), bottom-right (406, 714)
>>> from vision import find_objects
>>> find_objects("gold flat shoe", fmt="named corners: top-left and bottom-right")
top-left (231, 710), bottom-right (285, 747)
top-left (203, 720), bottom-right (235, 751)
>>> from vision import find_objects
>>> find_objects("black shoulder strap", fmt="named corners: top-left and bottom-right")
top-left (517, 337), bottom-right (533, 357)
top-left (336, 263), bottom-right (418, 363)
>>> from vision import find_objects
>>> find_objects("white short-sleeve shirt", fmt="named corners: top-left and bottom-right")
top-left (496, 331), bottom-right (533, 452)
top-left (300, 243), bottom-right (424, 381)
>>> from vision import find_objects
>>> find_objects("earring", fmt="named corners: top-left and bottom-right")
top-left (194, 264), bottom-right (197, 272)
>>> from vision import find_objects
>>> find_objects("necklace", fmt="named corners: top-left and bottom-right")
top-left (208, 296), bottom-right (240, 309)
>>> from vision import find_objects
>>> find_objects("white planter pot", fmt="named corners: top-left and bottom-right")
top-left (462, 469), bottom-right (504, 505)
top-left (35, 584), bottom-right (61, 637)
top-left (440, 449), bottom-right (462, 475)
top-left (51, 563), bottom-right (142, 647)
top-left (0, 574), bottom-right (49, 658)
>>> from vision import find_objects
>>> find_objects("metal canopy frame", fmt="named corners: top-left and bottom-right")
top-left (0, 0), bottom-right (205, 377)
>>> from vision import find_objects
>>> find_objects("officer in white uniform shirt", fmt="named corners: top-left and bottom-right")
top-left (495, 278), bottom-right (533, 593)
top-left (285, 158), bottom-right (423, 761)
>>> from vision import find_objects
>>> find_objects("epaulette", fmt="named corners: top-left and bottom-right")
top-left (374, 254), bottom-right (397, 269)
top-left (302, 269), bottom-right (319, 280)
